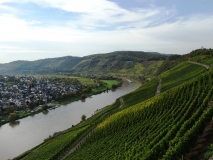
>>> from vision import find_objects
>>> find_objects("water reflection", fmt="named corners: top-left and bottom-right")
top-left (112, 89), bottom-right (116, 92)
top-left (9, 121), bottom-right (20, 128)
top-left (0, 79), bottom-right (141, 160)
top-left (42, 110), bottom-right (49, 115)
top-left (81, 99), bottom-right (86, 103)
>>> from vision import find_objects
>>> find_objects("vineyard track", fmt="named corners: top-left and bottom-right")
top-left (188, 60), bottom-right (210, 70)
top-left (61, 98), bottom-right (124, 160)
top-left (156, 76), bottom-right (162, 95)
top-left (119, 97), bottom-right (124, 107)
top-left (183, 118), bottom-right (213, 160)
top-left (60, 128), bottom-right (94, 160)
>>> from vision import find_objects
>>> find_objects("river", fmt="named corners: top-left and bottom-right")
top-left (0, 79), bottom-right (140, 160)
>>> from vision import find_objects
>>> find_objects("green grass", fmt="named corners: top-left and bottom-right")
top-left (160, 61), bottom-right (205, 92)
top-left (119, 63), bottom-right (146, 74)
top-left (101, 80), bottom-right (118, 88)
top-left (76, 77), bottom-right (95, 85)
top-left (33, 75), bottom-right (96, 86)
top-left (118, 61), bottom-right (164, 77)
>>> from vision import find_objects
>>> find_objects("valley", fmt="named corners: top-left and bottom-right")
top-left (1, 49), bottom-right (213, 160)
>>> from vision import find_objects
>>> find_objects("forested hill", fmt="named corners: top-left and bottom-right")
top-left (0, 51), bottom-right (168, 75)
top-left (0, 56), bottom-right (82, 75)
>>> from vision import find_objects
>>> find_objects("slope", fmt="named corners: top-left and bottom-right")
top-left (160, 61), bottom-right (205, 92)
top-left (0, 51), bottom-right (168, 75)
top-left (66, 70), bottom-right (213, 160)
top-left (13, 49), bottom-right (213, 160)
top-left (0, 56), bottom-right (82, 74)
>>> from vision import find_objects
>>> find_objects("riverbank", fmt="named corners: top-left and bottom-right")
top-left (0, 80), bottom-right (121, 126)
top-left (55, 80), bottom-right (122, 105)
top-left (0, 78), bottom-right (139, 160)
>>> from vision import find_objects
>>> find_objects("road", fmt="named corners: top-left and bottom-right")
top-left (156, 76), bottom-right (162, 96)
top-left (188, 60), bottom-right (210, 70)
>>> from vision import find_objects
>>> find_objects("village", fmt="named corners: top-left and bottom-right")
top-left (0, 75), bottom-right (84, 115)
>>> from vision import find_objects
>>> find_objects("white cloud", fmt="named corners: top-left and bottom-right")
top-left (0, 0), bottom-right (175, 29)
top-left (0, 0), bottom-right (213, 63)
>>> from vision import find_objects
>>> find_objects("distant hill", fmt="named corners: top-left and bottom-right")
top-left (0, 51), bottom-right (168, 75)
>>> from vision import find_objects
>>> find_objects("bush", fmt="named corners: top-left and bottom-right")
top-left (8, 113), bottom-right (19, 122)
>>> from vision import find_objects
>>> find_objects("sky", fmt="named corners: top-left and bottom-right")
top-left (0, 0), bottom-right (213, 63)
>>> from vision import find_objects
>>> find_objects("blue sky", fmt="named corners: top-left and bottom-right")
top-left (0, 0), bottom-right (213, 63)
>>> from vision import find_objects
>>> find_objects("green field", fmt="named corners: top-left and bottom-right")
top-left (101, 80), bottom-right (118, 88)
top-left (75, 77), bottom-right (96, 85)
top-left (160, 61), bottom-right (205, 92)
top-left (118, 61), bottom-right (164, 77)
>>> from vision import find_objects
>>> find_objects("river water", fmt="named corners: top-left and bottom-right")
top-left (0, 79), bottom-right (140, 160)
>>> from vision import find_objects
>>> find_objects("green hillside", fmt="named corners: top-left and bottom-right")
top-left (0, 56), bottom-right (81, 74)
top-left (0, 51), bottom-right (167, 75)
top-left (121, 77), bottom-right (159, 108)
top-left (13, 49), bottom-right (213, 160)
top-left (66, 69), bottom-right (213, 160)
top-left (157, 48), bottom-right (213, 75)
top-left (160, 61), bottom-right (205, 92)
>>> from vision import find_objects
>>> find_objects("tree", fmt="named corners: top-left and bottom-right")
top-left (81, 114), bottom-right (86, 121)
top-left (5, 106), bottom-right (16, 113)
top-left (8, 113), bottom-right (19, 122)
top-left (112, 84), bottom-right (117, 89)
top-left (42, 104), bottom-right (48, 110)
top-left (28, 102), bottom-right (36, 110)
top-left (81, 94), bottom-right (86, 99)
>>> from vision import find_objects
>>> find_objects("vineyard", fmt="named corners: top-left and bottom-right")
top-left (22, 126), bottom-right (89, 160)
top-left (160, 61), bottom-right (205, 92)
top-left (121, 77), bottom-right (158, 108)
top-left (14, 99), bottom-right (121, 160)
top-left (13, 49), bottom-right (213, 160)
top-left (65, 70), bottom-right (213, 160)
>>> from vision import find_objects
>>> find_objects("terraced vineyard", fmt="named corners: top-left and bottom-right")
top-left (121, 77), bottom-right (158, 108)
top-left (13, 50), bottom-right (213, 160)
top-left (13, 100), bottom-right (121, 160)
top-left (65, 70), bottom-right (213, 160)
top-left (22, 126), bottom-right (89, 160)
top-left (160, 61), bottom-right (205, 92)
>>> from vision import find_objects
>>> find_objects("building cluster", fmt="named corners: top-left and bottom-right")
top-left (0, 76), bottom-right (82, 111)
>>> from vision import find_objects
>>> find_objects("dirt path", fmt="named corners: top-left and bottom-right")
top-left (61, 112), bottom-right (108, 160)
top-left (61, 98), bottom-right (124, 160)
top-left (188, 60), bottom-right (210, 70)
top-left (156, 76), bottom-right (162, 96)
top-left (119, 97), bottom-right (124, 108)
top-left (183, 117), bottom-right (213, 160)
top-left (60, 128), bottom-right (94, 160)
